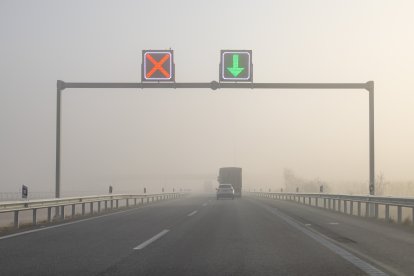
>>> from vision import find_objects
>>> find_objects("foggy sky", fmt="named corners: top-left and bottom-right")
top-left (1, 0), bottom-right (414, 196)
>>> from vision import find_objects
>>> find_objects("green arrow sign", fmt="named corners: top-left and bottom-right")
top-left (220, 50), bottom-right (252, 82)
top-left (227, 54), bottom-right (245, 77)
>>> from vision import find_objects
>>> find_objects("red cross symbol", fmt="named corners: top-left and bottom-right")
top-left (146, 53), bottom-right (171, 79)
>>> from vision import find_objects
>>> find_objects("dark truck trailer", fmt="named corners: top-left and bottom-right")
top-left (218, 167), bottom-right (242, 197)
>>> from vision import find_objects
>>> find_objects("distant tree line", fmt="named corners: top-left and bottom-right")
top-left (283, 168), bottom-right (329, 193)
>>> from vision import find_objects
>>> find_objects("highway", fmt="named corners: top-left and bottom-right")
top-left (0, 195), bottom-right (413, 276)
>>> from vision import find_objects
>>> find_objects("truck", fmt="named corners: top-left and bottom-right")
top-left (217, 167), bottom-right (242, 197)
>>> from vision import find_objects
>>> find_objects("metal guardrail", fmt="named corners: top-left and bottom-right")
top-left (0, 193), bottom-right (183, 229)
top-left (250, 192), bottom-right (414, 224)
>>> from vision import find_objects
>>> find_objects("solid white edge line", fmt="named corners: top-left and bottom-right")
top-left (257, 202), bottom-right (388, 276)
top-left (187, 210), bottom-right (198, 217)
top-left (133, 229), bottom-right (170, 250)
top-left (0, 204), bottom-right (149, 241)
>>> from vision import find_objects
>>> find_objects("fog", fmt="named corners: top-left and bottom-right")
top-left (1, 0), bottom-right (414, 198)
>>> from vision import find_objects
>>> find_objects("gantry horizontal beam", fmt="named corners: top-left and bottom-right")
top-left (58, 80), bottom-right (373, 91)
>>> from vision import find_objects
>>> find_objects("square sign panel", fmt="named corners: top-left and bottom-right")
top-left (220, 50), bottom-right (252, 82)
top-left (142, 50), bottom-right (175, 82)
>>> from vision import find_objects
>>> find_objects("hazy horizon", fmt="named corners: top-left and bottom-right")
top-left (1, 0), bottom-right (414, 197)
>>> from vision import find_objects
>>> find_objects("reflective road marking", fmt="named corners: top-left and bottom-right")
top-left (133, 229), bottom-right (170, 250)
top-left (187, 210), bottom-right (198, 217)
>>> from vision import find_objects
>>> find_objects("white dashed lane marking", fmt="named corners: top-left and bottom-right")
top-left (187, 210), bottom-right (198, 217)
top-left (133, 229), bottom-right (170, 250)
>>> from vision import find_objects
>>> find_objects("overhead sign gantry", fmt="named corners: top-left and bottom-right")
top-left (55, 49), bottom-right (376, 214)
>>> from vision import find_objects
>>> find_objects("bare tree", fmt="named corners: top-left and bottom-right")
top-left (376, 171), bottom-right (386, 195)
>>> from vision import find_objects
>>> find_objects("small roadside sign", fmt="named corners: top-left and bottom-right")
top-left (22, 185), bottom-right (28, 199)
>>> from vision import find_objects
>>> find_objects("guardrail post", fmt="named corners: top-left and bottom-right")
top-left (126, 198), bottom-right (129, 207)
top-left (134, 198), bottom-right (137, 206)
top-left (328, 199), bottom-right (331, 209)
top-left (385, 204), bottom-right (390, 222)
top-left (374, 203), bottom-right (379, 219)
top-left (412, 207), bottom-right (414, 225)
top-left (98, 201), bottom-right (101, 213)
top-left (111, 200), bottom-right (113, 209)
top-left (105, 200), bottom-right (108, 211)
top-left (323, 198), bottom-right (326, 209)
top-left (358, 202), bottom-right (361, 216)
top-left (333, 199), bottom-right (336, 211)
top-left (32, 209), bottom-right (37, 226)
top-left (350, 201), bottom-right (354, 215)
top-left (141, 198), bottom-right (144, 205)
top-left (369, 202), bottom-right (375, 218)
top-left (14, 210), bottom-right (19, 229)
top-left (397, 206), bottom-right (402, 224)
top-left (47, 207), bottom-right (52, 222)
top-left (72, 204), bottom-right (76, 217)
top-left (344, 201), bottom-right (347, 214)
top-left (82, 203), bottom-right (85, 216)
top-left (338, 200), bottom-right (341, 212)
top-left (116, 199), bottom-right (119, 209)
top-left (365, 202), bottom-right (369, 217)
top-left (315, 198), bottom-right (318, 207)
top-left (90, 202), bottom-right (93, 214)
top-left (60, 205), bottom-right (65, 220)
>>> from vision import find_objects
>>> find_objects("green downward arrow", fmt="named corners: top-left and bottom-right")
top-left (227, 54), bottom-right (245, 77)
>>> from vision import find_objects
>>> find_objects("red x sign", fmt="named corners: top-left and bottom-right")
top-left (142, 50), bottom-right (174, 81)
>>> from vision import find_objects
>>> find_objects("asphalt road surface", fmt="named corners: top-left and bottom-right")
top-left (0, 194), bottom-right (413, 276)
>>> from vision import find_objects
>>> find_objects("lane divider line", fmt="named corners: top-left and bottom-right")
top-left (133, 229), bottom-right (170, 250)
top-left (187, 210), bottom-right (198, 217)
